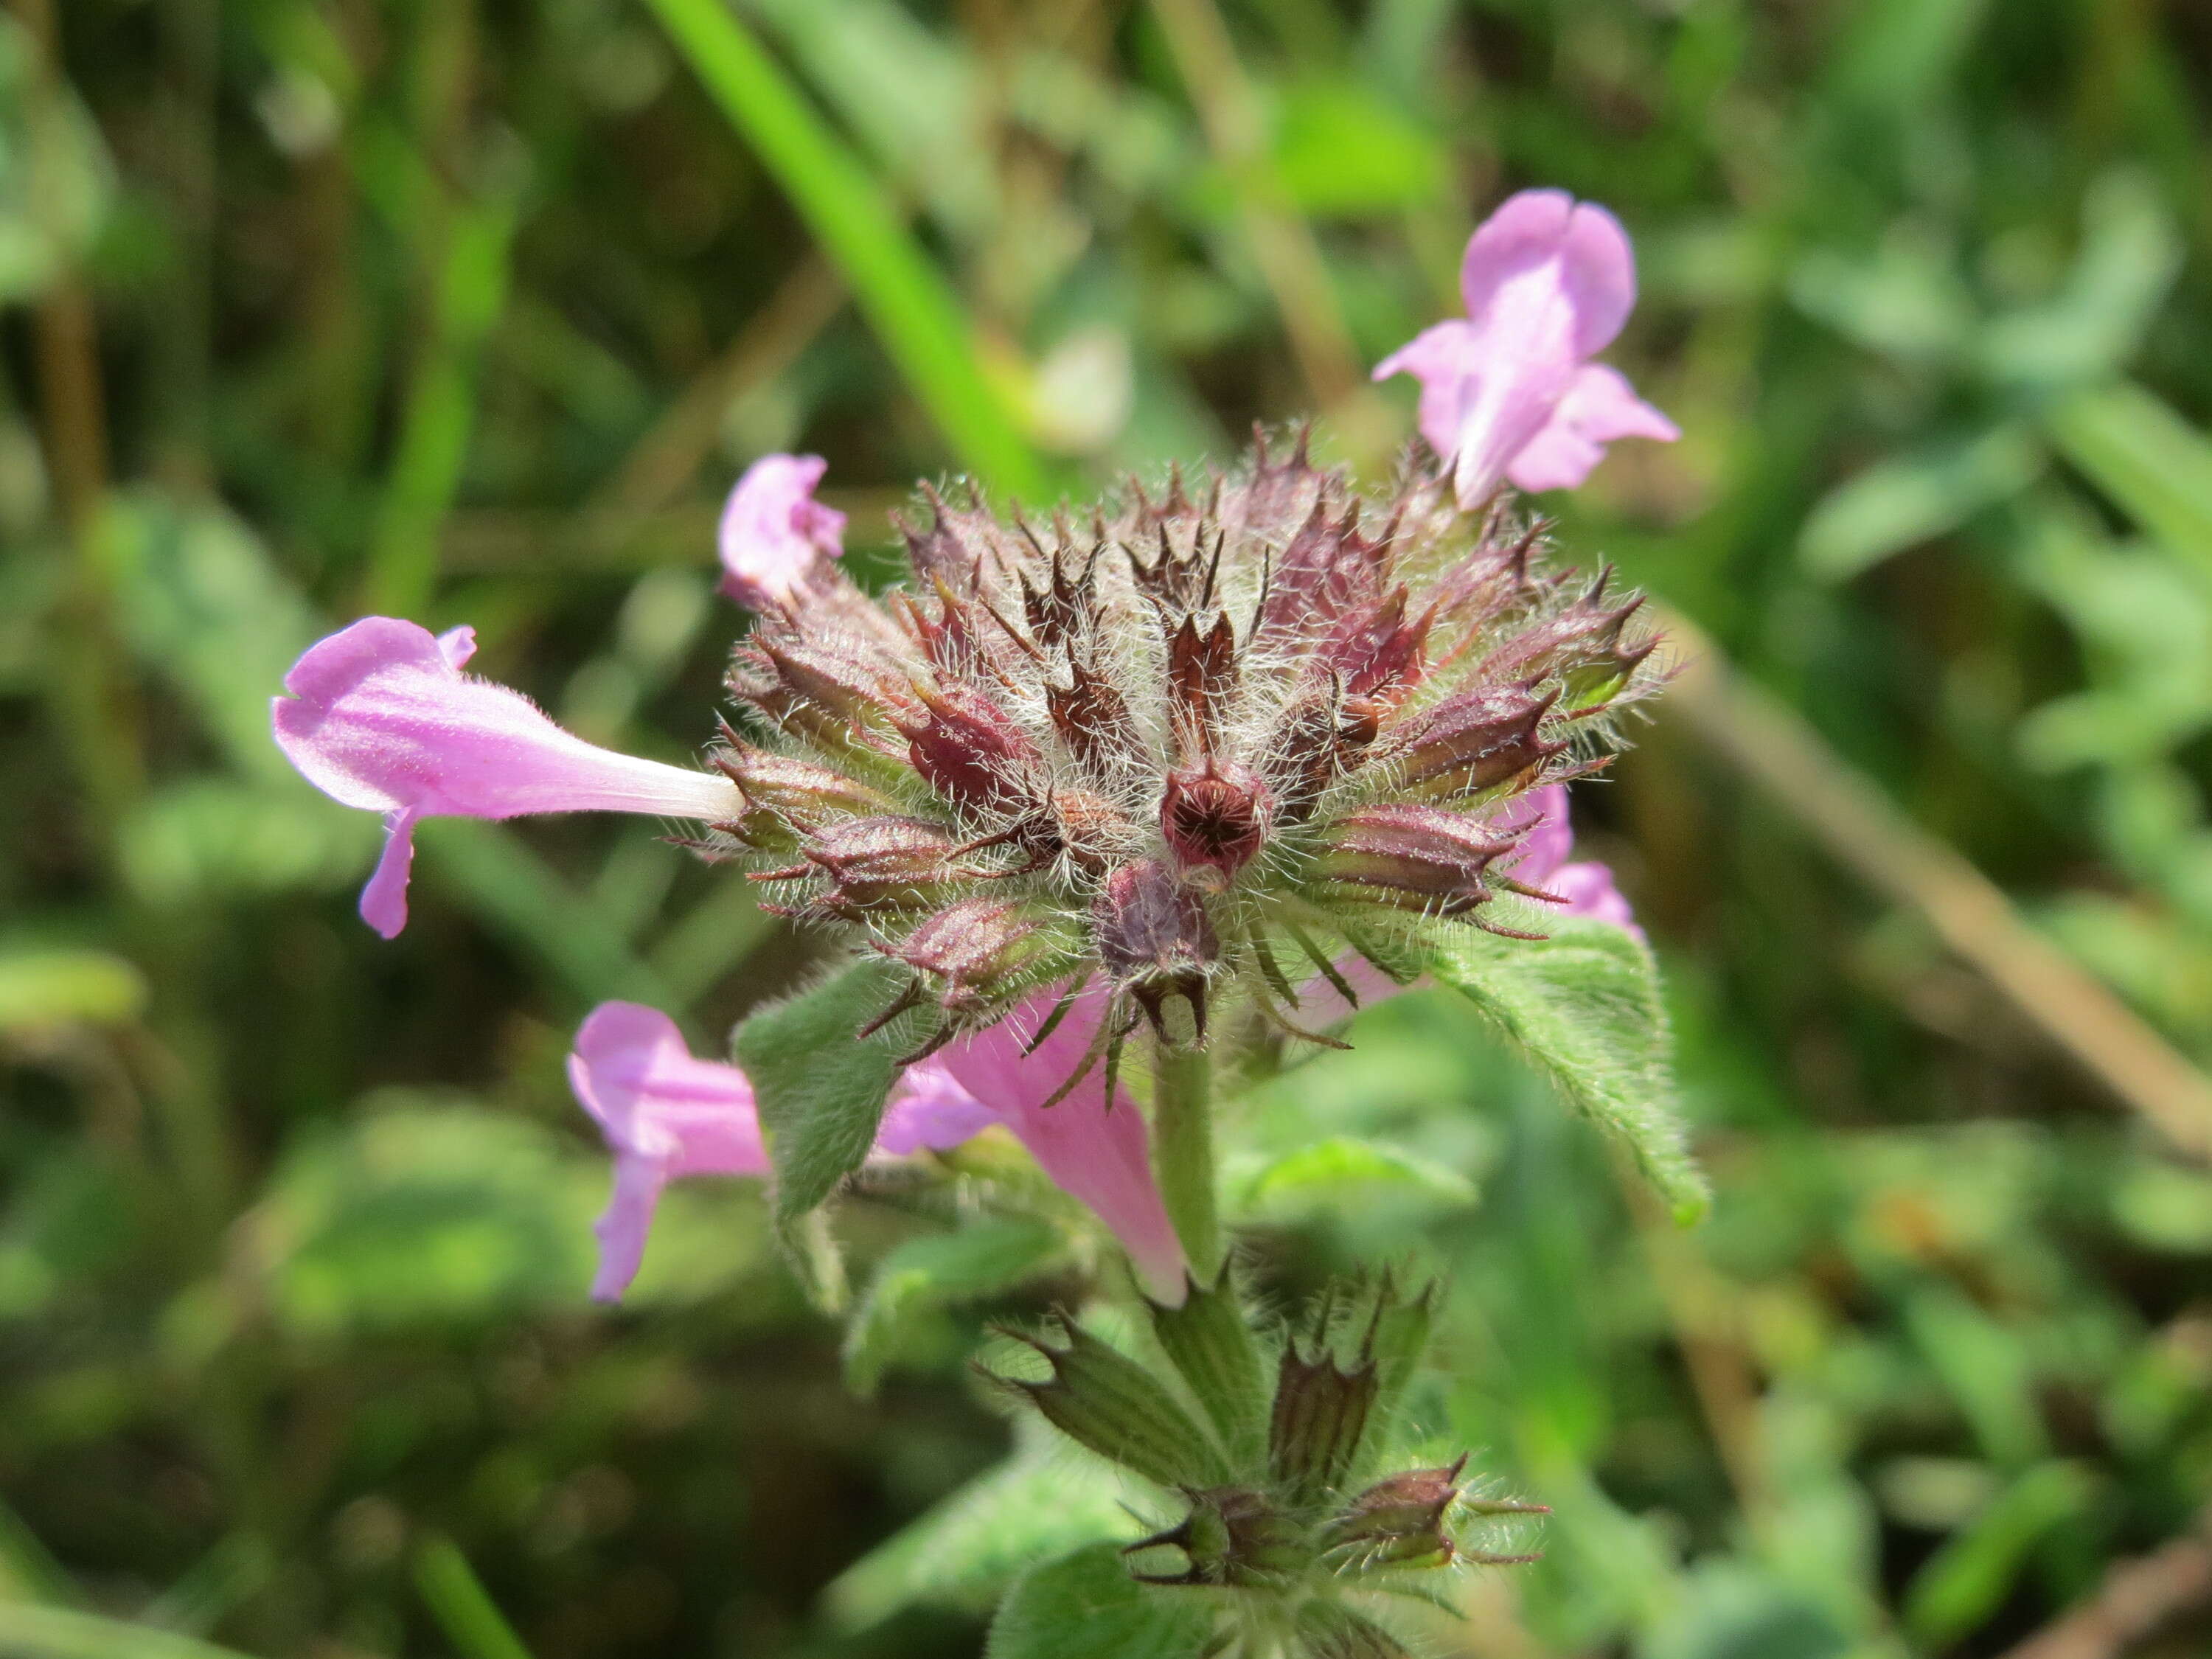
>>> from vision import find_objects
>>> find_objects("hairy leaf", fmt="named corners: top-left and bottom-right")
top-left (985, 1543), bottom-right (1217, 1659)
top-left (843, 1219), bottom-right (1065, 1397)
top-left (734, 957), bottom-right (910, 1306)
top-left (1429, 919), bottom-right (1707, 1222)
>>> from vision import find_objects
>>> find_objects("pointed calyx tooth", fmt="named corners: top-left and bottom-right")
top-left (1018, 529), bottom-right (1102, 648)
top-left (1310, 804), bottom-right (1517, 917)
top-left (1164, 611), bottom-right (1239, 756)
top-left (897, 678), bottom-right (1043, 814)
top-left (1092, 858), bottom-right (1220, 1043)
top-left (985, 1318), bottom-right (1230, 1492)
top-left (1124, 1486), bottom-right (1305, 1587)
top-left (1259, 676), bottom-right (1383, 825)
top-left (1318, 587), bottom-right (1430, 704)
top-left (1377, 684), bottom-right (1562, 799)
top-left (1161, 757), bottom-right (1273, 886)
top-left (878, 897), bottom-right (1063, 1017)
top-left (1045, 653), bottom-right (1147, 781)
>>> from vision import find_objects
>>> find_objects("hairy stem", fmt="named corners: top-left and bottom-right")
top-left (1152, 1038), bottom-right (1222, 1282)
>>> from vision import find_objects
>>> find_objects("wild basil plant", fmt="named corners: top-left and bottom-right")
top-left (271, 189), bottom-right (1699, 1657)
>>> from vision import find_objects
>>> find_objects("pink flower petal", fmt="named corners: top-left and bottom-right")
top-left (1496, 784), bottom-right (1643, 937)
top-left (1506, 364), bottom-right (1681, 494)
top-left (1498, 783), bottom-right (1574, 891)
top-left (568, 1002), bottom-right (768, 1303)
top-left (358, 808), bottom-right (420, 939)
top-left (876, 1062), bottom-right (1001, 1156)
top-left (273, 617), bottom-right (739, 934)
top-left (718, 453), bottom-right (848, 611)
top-left (590, 1153), bottom-right (669, 1304)
top-left (568, 1003), bottom-right (1007, 1301)
top-left (1370, 319), bottom-right (1480, 475)
top-left (933, 984), bottom-right (1189, 1304)
top-left (1459, 190), bottom-right (1636, 358)
top-left (1553, 861), bottom-right (1646, 943)
top-left (434, 625), bottom-right (477, 670)
top-left (1374, 189), bottom-right (1672, 506)
top-left (569, 1002), bottom-right (767, 1178)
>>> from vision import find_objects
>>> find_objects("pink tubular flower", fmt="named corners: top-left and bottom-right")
top-left (1372, 189), bottom-right (1677, 507)
top-left (271, 617), bottom-right (740, 939)
top-left (932, 982), bottom-right (1191, 1306)
top-left (717, 453), bottom-right (847, 610)
top-left (568, 1001), bottom-right (990, 1301)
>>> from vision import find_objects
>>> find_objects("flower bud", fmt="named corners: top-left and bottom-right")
top-left (766, 815), bottom-right (992, 920)
top-left (1378, 684), bottom-right (1561, 799)
top-left (898, 678), bottom-right (1044, 815)
top-left (1323, 1457), bottom-right (1467, 1569)
top-left (714, 737), bottom-right (894, 849)
top-left (880, 897), bottom-right (1065, 1018)
top-left (1092, 859), bottom-right (1220, 1042)
top-left (1310, 804), bottom-right (1517, 917)
top-left (1161, 757), bottom-right (1273, 886)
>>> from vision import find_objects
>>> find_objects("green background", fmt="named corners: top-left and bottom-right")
top-left (4, 0), bottom-right (2212, 1655)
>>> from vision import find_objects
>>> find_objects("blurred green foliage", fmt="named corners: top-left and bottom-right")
top-left (4, 0), bottom-right (2212, 1655)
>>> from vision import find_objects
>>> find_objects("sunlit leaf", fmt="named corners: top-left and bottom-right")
top-left (984, 1542), bottom-right (1215, 1659)
top-left (1428, 920), bottom-right (1707, 1223)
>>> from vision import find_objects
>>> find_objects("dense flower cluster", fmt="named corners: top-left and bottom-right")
top-left (714, 435), bottom-right (1663, 1084)
top-left (267, 188), bottom-right (1674, 1302)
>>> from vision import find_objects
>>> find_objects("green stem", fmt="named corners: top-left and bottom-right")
top-left (1152, 1039), bottom-right (1222, 1282)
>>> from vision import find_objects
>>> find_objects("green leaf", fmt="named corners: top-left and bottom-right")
top-left (1428, 919), bottom-right (1707, 1223)
top-left (733, 958), bottom-right (910, 1307)
top-left (414, 1534), bottom-right (537, 1659)
top-left (254, 1101), bottom-right (605, 1335)
top-left (984, 1543), bottom-right (1217, 1659)
top-left (1978, 170), bottom-right (2182, 392)
top-left (1798, 425), bottom-right (2042, 580)
top-left (822, 1422), bottom-right (1132, 1632)
top-left (2044, 382), bottom-right (2212, 589)
top-left (1902, 1461), bottom-right (2093, 1646)
top-left (0, 1603), bottom-right (263, 1659)
top-left (1270, 80), bottom-right (1447, 215)
top-left (644, 0), bottom-right (1050, 497)
top-left (1233, 1135), bottom-right (1477, 1222)
top-left (843, 1220), bottom-right (1065, 1397)
top-left (0, 947), bottom-right (146, 1031)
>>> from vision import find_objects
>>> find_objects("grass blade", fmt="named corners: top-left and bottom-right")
top-left (643, 0), bottom-right (1051, 497)
top-left (414, 1536), bottom-right (535, 1659)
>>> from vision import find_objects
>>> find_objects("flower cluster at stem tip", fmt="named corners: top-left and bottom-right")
top-left (268, 188), bottom-right (1674, 1305)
